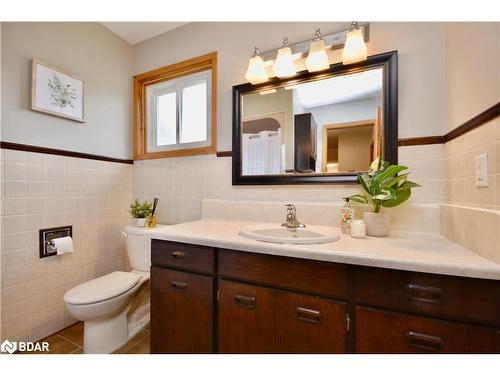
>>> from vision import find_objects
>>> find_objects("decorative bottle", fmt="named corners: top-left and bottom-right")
top-left (340, 197), bottom-right (353, 234)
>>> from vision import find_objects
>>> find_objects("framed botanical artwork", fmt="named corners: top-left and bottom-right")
top-left (31, 59), bottom-right (85, 122)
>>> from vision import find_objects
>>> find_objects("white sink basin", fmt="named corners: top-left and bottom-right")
top-left (239, 224), bottom-right (340, 245)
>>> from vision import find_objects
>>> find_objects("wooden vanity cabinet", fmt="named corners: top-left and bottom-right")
top-left (150, 240), bottom-right (216, 354)
top-left (217, 279), bottom-right (348, 354)
top-left (218, 279), bottom-right (275, 353)
top-left (354, 266), bottom-right (500, 326)
top-left (356, 307), bottom-right (500, 353)
top-left (150, 267), bottom-right (214, 353)
top-left (274, 291), bottom-right (347, 353)
top-left (354, 267), bottom-right (500, 353)
top-left (217, 250), bottom-right (349, 353)
top-left (150, 240), bottom-right (500, 354)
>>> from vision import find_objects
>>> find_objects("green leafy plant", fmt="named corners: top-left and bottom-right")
top-left (129, 199), bottom-right (153, 219)
top-left (349, 157), bottom-right (420, 213)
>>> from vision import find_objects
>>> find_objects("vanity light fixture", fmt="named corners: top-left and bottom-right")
top-left (245, 47), bottom-right (268, 85)
top-left (342, 22), bottom-right (368, 65)
top-left (272, 37), bottom-right (297, 78)
top-left (244, 23), bottom-right (369, 84)
top-left (305, 29), bottom-right (330, 73)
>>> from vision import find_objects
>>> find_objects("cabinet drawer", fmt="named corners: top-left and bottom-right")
top-left (276, 291), bottom-right (347, 353)
top-left (219, 249), bottom-right (347, 298)
top-left (150, 267), bottom-right (213, 353)
top-left (355, 266), bottom-right (500, 325)
top-left (218, 279), bottom-right (275, 353)
top-left (355, 307), bottom-right (500, 353)
top-left (151, 240), bottom-right (215, 274)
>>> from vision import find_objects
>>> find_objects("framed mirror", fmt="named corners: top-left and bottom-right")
top-left (232, 51), bottom-right (398, 185)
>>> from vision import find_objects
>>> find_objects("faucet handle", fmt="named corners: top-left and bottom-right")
top-left (285, 203), bottom-right (296, 213)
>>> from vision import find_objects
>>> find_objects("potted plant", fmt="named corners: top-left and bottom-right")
top-left (129, 199), bottom-right (153, 227)
top-left (349, 157), bottom-right (420, 237)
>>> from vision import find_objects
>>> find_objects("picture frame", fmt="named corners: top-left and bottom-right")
top-left (31, 58), bottom-right (85, 122)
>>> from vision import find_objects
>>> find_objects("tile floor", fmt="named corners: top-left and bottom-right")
top-left (22, 322), bottom-right (150, 354)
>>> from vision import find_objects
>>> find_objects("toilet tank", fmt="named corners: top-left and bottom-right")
top-left (123, 225), bottom-right (153, 272)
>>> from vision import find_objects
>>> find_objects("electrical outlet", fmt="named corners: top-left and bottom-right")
top-left (475, 153), bottom-right (488, 187)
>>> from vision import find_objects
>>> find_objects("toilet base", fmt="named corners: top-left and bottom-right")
top-left (83, 302), bottom-right (150, 354)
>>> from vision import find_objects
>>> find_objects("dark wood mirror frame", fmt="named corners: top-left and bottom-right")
top-left (232, 50), bottom-right (398, 185)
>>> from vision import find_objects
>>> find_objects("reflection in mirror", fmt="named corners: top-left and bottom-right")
top-left (240, 68), bottom-right (383, 176)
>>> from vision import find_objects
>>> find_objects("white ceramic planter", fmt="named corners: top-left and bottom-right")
top-left (136, 218), bottom-right (147, 227)
top-left (363, 211), bottom-right (390, 237)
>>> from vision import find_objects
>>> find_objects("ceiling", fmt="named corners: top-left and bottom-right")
top-left (100, 22), bottom-right (187, 45)
top-left (295, 68), bottom-right (383, 108)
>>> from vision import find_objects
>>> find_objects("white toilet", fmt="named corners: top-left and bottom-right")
top-left (64, 225), bottom-right (155, 354)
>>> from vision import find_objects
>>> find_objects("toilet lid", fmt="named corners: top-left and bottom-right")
top-left (64, 271), bottom-right (141, 305)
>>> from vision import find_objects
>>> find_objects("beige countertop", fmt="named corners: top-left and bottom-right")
top-left (149, 219), bottom-right (500, 280)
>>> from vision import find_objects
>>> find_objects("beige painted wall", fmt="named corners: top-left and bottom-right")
top-left (1, 23), bottom-right (134, 159)
top-left (440, 23), bottom-right (500, 263)
top-left (444, 23), bottom-right (499, 132)
top-left (0, 23), bottom-right (134, 343)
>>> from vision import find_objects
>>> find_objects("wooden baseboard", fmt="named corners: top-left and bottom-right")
top-left (216, 151), bottom-right (233, 157)
top-left (398, 136), bottom-right (444, 146)
top-left (0, 141), bottom-right (134, 164)
top-left (444, 102), bottom-right (500, 142)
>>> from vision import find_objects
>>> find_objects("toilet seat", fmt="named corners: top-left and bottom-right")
top-left (64, 271), bottom-right (141, 305)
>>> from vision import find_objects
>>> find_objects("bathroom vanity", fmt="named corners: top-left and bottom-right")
top-left (149, 219), bottom-right (500, 354)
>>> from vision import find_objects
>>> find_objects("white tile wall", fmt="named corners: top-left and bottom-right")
top-left (444, 118), bottom-right (500, 209)
top-left (133, 144), bottom-right (445, 225)
top-left (0, 149), bottom-right (133, 342)
top-left (439, 118), bottom-right (500, 263)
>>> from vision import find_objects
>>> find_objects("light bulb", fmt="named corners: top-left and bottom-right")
top-left (305, 29), bottom-right (330, 73)
top-left (245, 47), bottom-right (268, 85)
top-left (342, 22), bottom-right (368, 65)
top-left (273, 38), bottom-right (296, 78)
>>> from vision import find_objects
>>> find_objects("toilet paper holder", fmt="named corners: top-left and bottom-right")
top-left (39, 225), bottom-right (73, 258)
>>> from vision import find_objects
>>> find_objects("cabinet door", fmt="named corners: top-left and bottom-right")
top-left (218, 279), bottom-right (275, 353)
top-left (150, 266), bottom-right (213, 353)
top-left (356, 306), bottom-right (500, 353)
top-left (275, 291), bottom-right (347, 353)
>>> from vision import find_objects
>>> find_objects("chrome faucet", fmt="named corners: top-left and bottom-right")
top-left (281, 204), bottom-right (306, 231)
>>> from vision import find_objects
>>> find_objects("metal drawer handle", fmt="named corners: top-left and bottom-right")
top-left (406, 331), bottom-right (444, 352)
top-left (406, 284), bottom-right (443, 304)
top-left (171, 250), bottom-right (189, 262)
top-left (170, 280), bottom-right (188, 292)
top-left (235, 294), bottom-right (256, 309)
top-left (295, 307), bottom-right (321, 324)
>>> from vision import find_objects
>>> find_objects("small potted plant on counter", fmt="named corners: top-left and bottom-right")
top-left (129, 199), bottom-right (153, 227)
top-left (349, 157), bottom-right (420, 237)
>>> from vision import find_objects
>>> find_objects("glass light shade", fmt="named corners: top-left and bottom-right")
top-left (305, 39), bottom-right (329, 72)
top-left (245, 55), bottom-right (268, 84)
top-left (273, 46), bottom-right (296, 78)
top-left (342, 28), bottom-right (367, 65)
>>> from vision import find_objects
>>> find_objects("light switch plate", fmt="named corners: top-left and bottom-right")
top-left (475, 153), bottom-right (488, 187)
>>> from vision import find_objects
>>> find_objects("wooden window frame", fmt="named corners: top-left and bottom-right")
top-left (133, 52), bottom-right (217, 160)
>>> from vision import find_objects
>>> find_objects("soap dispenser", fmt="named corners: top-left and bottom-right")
top-left (340, 197), bottom-right (353, 234)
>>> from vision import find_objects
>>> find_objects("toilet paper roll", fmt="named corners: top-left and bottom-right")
top-left (53, 236), bottom-right (74, 255)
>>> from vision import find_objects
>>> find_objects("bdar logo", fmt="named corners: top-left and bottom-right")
top-left (1, 339), bottom-right (17, 354)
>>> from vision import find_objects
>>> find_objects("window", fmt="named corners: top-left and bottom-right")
top-left (134, 52), bottom-right (217, 159)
